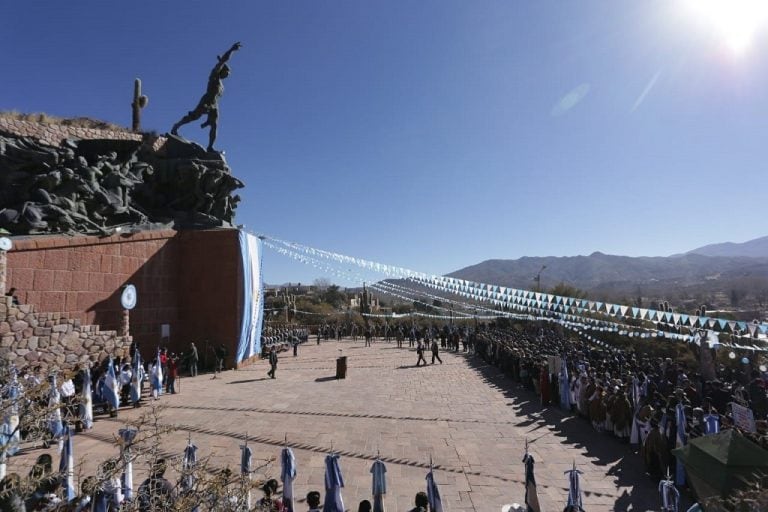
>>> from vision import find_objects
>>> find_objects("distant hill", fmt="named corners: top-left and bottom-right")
top-left (447, 249), bottom-right (768, 309)
top-left (686, 235), bottom-right (768, 258)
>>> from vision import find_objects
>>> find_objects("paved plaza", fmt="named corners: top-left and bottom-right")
top-left (13, 340), bottom-right (662, 511)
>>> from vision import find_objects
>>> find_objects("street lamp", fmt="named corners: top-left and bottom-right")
top-left (534, 265), bottom-right (547, 292)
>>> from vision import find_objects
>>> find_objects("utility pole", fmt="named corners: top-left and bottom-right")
top-left (534, 265), bottom-right (547, 292)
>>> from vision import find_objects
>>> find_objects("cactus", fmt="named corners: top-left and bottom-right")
top-left (131, 78), bottom-right (149, 132)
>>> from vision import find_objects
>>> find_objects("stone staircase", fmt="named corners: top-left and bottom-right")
top-left (0, 295), bottom-right (130, 372)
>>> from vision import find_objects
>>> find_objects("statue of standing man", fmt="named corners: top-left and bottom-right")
top-left (171, 42), bottom-right (242, 152)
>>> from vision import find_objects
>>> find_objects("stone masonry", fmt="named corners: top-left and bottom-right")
top-left (0, 294), bottom-right (130, 372)
top-left (0, 117), bottom-right (142, 148)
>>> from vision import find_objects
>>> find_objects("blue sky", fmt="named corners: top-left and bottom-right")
top-left (3, 1), bottom-right (768, 285)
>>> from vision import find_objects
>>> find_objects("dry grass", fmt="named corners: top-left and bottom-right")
top-left (0, 110), bottom-right (129, 132)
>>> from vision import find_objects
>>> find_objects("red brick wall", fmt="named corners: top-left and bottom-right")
top-left (5, 228), bottom-right (241, 364)
top-left (176, 230), bottom-right (241, 368)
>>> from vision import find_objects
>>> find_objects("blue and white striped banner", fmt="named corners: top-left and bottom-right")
top-left (237, 231), bottom-right (264, 363)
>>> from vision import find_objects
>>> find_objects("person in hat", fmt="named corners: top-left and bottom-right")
top-left (641, 417), bottom-right (668, 479)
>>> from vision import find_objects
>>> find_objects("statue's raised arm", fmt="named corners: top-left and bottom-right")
top-left (171, 42), bottom-right (243, 153)
top-left (211, 42), bottom-right (242, 80)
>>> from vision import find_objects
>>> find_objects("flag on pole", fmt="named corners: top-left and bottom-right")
top-left (1, 366), bottom-right (21, 461)
top-left (80, 366), bottom-right (93, 430)
top-left (281, 447), bottom-right (297, 512)
top-left (659, 471), bottom-right (680, 512)
top-left (151, 349), bottom-right (163, 399)
top-left (426, 460), bottom-right (444, 512)
top-left (182, 436), bottom-right (198, 492)
top-left (371, 458), bottom-right (387, 512)
top-left (130, 352), bottom-right (143, 405)
top-left (119, 428), bottom-right (138, 501)
top-left (48, 373), bottom-right (64, 439)
top-left (564, 461), bottom-right (583, 510)
top-left (58, 423), bottom-right (75, 502)
top-left (703, 414), bottom-right (719, 435)
top-left (323, 452), bottom-right (345, 512)
top-left (102, 358), bottom-right (120, 411)
top-left (241, 441), bottom-right (252, 510)
top-left (522, 444), bottom-right (541, 512)
top-left (675, 403), bottom-right (687, 486)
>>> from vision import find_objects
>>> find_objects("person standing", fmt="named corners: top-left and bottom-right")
top-left (408, 492), bottom-right (429, 512)
top-left (160, 349), bottom-right (169, 389)
top-left (267, 346), bottom-right (278, 379)
top-left (431, 338), bottom-right (443, 365)
top-left (189, 342), bottom-right (199, 377)
top-left (215, 343), bottom-right (228, 374)
top-left (137, 459), bottom-right (175, 511)
top-left (167, 355), bottom-right (179, 394)
top-left (416, 340), bottom-right (427, 367)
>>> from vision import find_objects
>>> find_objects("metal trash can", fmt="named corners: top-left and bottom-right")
top-left (336, 356), bottom-right (347, 379)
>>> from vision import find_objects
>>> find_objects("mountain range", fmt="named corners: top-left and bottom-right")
top-left (448, 236), bottom-right (768, 307)
top-left (684, 235), bottom-right (768, 258)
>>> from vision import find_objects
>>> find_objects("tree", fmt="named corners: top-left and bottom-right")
top-left (322, 285), bottom-right (346, 309)
top-left (549, 282), bottom-right (587, 299)
top-left (313, 278), bottom-right (331, 290)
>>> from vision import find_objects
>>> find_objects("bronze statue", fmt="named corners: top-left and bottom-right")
top-left (0, 131), bottom-right (244, 236)
top-left (171, 42), bottom-right (242, 152)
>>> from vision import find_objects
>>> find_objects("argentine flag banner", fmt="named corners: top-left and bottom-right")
top-left (236, 231), bottom-right (264, 363)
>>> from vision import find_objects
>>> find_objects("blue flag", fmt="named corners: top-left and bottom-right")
top-left (565, 462), bottom-right (583, 510)
top-left (1, 367), bottom-right (21, 456)
top-left (130, 352), bottom-right (143, 404)
top-left (58, 424), bottom-right (75, 501)
top-left (102, 358), bottom-right (120, 410)
top-left (426, 466), bottom-right (443, 512)
top-left (48, 374), bottom-right (64, 439)
top-left (324, 453), bottom-right (345, 512)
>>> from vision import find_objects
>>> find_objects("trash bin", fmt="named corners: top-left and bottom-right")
top-left (336, 356), bottom-right (347, 379)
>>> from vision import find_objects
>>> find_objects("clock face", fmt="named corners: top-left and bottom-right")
top-left (121, 285), bottom-right (137, 310)
top-left (0, 237), bottom-right (11, 251)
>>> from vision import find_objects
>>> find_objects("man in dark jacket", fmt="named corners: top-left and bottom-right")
top-left (137, 459), bottom-right (175, 511)
top-left (267, 346), bottom-right (278, 379)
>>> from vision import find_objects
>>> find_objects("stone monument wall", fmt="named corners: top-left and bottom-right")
top-left (4, 228), bottom-right (241, 363)
top-left (0, 294), bottom-right (131, 372)
top-left (0, 117), bottom-right (143, 147)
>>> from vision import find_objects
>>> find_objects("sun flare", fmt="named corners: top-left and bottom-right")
top-left (685, 0), bottom-right (768, 54)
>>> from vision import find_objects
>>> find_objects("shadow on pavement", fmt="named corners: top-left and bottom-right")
top-left (227, 378), bottom-right (270, 384)
top-left (458, 352), bottom-right (666, 512)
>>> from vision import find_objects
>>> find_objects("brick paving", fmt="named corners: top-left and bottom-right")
top-left (11, 340), bottom-right (661, 511)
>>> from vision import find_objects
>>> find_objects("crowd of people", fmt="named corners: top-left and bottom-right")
top-left (470, 322), bottom-right (768, 499)
top-left (3, 317), bottom-right (767, 509)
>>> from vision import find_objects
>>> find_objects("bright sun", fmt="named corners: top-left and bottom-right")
top-left (685, 0), bottom-right (768, 54)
